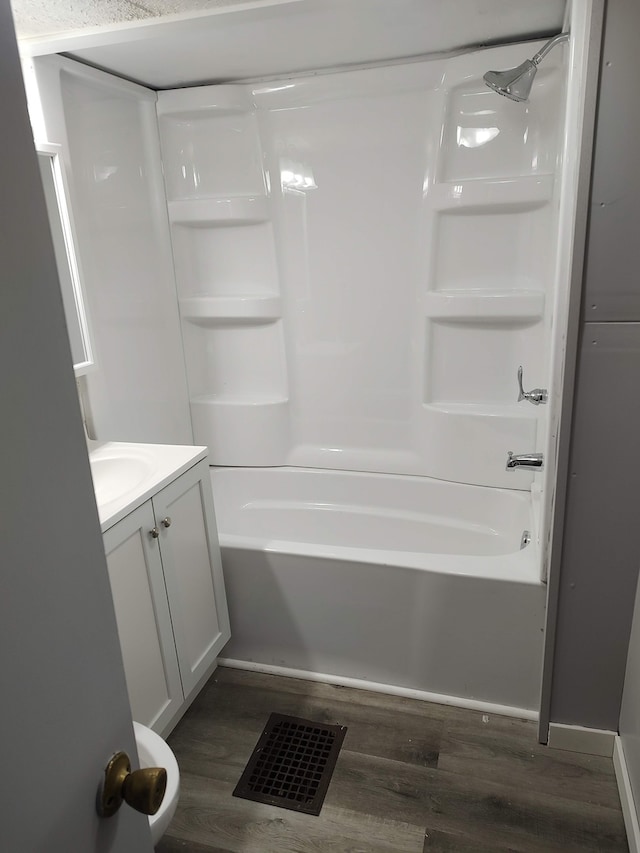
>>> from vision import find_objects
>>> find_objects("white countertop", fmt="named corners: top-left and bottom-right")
top-left (88, 440), bottom-right (208, 532)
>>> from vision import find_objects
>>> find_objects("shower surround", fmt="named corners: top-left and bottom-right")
top-left (155, 38), bottom-right (567, 713)
top-left (158, 42), bottom-right (564, 488)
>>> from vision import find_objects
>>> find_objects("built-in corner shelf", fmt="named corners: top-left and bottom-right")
top-left (430, 174), bottom-right (554, 212)
top-left (425, 290), bottom-right (545, 323)
top-left (179, 295), bottom-right (282, 325)
top-left (168, 196), bottom-right (269, 226)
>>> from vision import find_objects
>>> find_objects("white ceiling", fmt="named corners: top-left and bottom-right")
top-left (11, 0), bottom-right (253, 39)
top-left (16, 0), bottom-right (567, 90)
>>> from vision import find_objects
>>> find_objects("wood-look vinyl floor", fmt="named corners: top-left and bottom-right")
top-left (156, 667), bottom-right (628, 853)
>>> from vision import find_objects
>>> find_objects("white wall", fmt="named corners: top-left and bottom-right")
top-left (30, 55), bottom-right (193, 445)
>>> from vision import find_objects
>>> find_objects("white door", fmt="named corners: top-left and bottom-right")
top-left (0, 4), bottom-right (152, 849)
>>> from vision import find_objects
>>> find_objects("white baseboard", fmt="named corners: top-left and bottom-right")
top-left (614, 735), bottom-right (640, 853)
top-left (547, 722), bottom-right (616, 756)
top-left (218, 657), bottom-right (538, 721)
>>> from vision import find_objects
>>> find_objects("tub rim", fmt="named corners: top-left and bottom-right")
top-left (218, 532), bottom-right (541, 585)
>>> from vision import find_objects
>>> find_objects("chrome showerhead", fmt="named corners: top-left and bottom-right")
top-left (483, 59), bottom-right (537, 102)
top-left (483, 32), bottom-right (569, 103)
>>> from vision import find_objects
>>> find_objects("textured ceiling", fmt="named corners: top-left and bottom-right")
top-left (11, 0), bottom-right (254, 38)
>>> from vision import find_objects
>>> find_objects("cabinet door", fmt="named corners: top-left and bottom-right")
top-left (153, 460), bottom-right (231, 698)
top-left (103, 501), bottom-right (183, 733)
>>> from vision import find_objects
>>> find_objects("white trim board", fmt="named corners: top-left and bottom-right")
top-left (547, 722), bottom-right (616, 756)
top-left (218, 658), bottom-right (539, 721)
top-left (614, 736), bottom-right (640, 853)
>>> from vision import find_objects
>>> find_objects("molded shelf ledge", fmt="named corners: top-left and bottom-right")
top-left (424, 401), bottom-right (538, 419)
top-left (180, 295), bottom-right (282, 324)
top-left (169, 196), bottom-right (269, 226)
top-left (191, 394), bottom-right (289, 406)
top-left (425, 290), bottom-right (545, 322)
top-left (431, 175), bottom-right (554, 212)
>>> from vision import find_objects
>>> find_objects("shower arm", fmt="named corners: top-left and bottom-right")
top-left (531, 32), bottom-right (570, 66)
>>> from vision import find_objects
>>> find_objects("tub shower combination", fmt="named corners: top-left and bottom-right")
top-left (153, 34), bottom-right (572, 715)
top-left (212, 467), bottom-right (545, 714)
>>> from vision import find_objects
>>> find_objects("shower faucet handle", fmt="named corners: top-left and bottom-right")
top-left (517, 366), bottom-right (548, 405)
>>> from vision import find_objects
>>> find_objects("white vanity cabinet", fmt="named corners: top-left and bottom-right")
top-left (102, 457), bottom-right (230, 736)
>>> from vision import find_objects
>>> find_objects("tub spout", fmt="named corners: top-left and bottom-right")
top-left (506, 451), bottom-right (543, 471)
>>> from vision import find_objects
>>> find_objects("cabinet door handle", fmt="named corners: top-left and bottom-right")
top-left (150, 527), bottom-right (160, 539)
top-left (161, 517), bottom-right (172, 528)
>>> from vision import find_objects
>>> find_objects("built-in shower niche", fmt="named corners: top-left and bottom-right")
top-left (430, 180), bottom-right (553, 293)
top-left (170, 214), bottom-right (278, 299)
top-left (425, 319), bottom-right (541, 407)
top-left (157, 86), bottom-right (265, 200)
top-left (157, 84), bottom-right (289, 465)
top-left (185, 319), bottom-right (290, 465)
top-left (438, 59), bottom-right (563, 183)
top-left (424, 182), bottom-right (551, 414)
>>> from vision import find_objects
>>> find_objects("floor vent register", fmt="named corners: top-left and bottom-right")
top-left (233, 712), bottom-right (347, 816)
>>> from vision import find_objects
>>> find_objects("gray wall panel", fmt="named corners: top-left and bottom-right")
top-left (583, 0), bottom-right (640, 321)
top-left (550, 323), bottom-right (640, 729)
top-left (547, 0), bottom-right (640, 734)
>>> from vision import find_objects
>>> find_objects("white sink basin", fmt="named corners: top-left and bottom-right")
top-left (87, 440), bottom-right (208, 531)
top-left (90, 454), bottom-right (153, 506)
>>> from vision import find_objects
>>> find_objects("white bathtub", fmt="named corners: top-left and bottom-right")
top-left (211, 467), bottom-right (546, 716)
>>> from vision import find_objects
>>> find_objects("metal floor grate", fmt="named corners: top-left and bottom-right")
top-left (232, 712), bottom-right (347, 815)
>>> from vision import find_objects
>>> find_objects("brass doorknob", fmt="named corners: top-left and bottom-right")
top-left (98, 751), bottom-right (167, 818)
